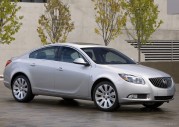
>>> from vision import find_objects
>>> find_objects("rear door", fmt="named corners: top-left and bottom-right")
top-left (28, 46), bottom-right (59, 91)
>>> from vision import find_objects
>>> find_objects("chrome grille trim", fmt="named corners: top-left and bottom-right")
top-left (149, 77), bottom-right (172, 88)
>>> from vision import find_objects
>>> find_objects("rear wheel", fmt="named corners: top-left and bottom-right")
top-left (143, 102), bottom-right (164, 109)
top-left (12, 75), bottom-right (34, 102)
top-left (93, 81), bottom-right (119, 111)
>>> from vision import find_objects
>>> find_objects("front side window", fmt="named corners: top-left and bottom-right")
top-left (60, 47), bottom-right (84, 63)
top-left (29, 46), bottom-right (59, 61)
top-left (82, 47), bottom-right (135, 64)
top-left (81, 49), bottom-right (96, 62)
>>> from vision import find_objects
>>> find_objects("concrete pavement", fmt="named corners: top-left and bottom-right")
top-left (0, 81), bottom-right (178, 127)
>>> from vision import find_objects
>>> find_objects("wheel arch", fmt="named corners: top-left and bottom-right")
top-left (91, 78), bottom-right (115, 101)
top-left (11, 72), bottom-right (30, 87)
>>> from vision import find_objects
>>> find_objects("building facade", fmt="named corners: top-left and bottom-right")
top-left (167, 0), bottom-right (179, 14)
top-left (0, 0), bottom-right (179, 74)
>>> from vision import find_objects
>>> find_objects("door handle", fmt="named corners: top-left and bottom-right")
top-left (30, 63), bottom-right (36, 67)
top-left (57, 67), bottom-right (63, 71)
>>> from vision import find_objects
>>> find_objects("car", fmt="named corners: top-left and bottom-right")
top-left (3, 43), bottom-right (175, 111)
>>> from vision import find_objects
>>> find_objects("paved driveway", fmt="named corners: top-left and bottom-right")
top-left (0, 80), bottom-right (178, 127)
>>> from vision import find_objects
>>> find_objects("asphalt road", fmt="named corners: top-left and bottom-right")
top-left (0, 80), bottom-right (178, 127)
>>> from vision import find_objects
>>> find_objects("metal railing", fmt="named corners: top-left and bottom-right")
top-left (127, 40), bottom-right (179, 61)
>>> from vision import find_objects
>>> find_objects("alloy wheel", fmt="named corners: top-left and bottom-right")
top-left (94, 81), bottom-right (119, 111)
top-left (12, 75), bottom-right (34, 102)
top-left (13, 78), bottom-right (28, 100)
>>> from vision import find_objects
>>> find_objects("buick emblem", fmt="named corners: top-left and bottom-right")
top-left (162, 79), bottom-right (168, 85)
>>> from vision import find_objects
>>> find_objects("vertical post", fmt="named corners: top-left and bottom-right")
top-left (138, 38), bottom-right (141, 63)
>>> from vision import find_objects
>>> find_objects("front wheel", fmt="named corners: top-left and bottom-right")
top-left (143, 102), bottom-right (164, 109)
top-left (12, 75), bottom-right (34, 102)
top-left (93, 81), bottom-right (119, 111)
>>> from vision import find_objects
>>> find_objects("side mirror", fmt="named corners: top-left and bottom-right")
top-left (73, 58), bottom-right (90, 66)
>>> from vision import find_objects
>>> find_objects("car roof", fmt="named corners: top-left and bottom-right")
top-left (46, 42), bottom-right (106, 49)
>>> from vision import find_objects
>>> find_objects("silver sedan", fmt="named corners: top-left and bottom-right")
top-left (3, 43), bottom-right (175, 111)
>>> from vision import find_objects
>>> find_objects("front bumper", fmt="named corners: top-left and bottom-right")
top-left (115, 78), bottom-right (175, 104)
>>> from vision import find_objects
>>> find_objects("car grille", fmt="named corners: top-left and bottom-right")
top-left (155, 96), bottom-right (173, 100)
top-left (149, 77), bottom-right (172, 88)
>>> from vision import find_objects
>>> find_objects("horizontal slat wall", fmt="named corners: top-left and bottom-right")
top-left (127, 41), bottom-right (179, 61)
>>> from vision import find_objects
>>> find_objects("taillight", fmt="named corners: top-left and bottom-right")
top-left (5, 60), bottom-right (12, 67)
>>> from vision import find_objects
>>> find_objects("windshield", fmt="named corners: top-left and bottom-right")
top-left (81, 47), bottom-right (136, 64)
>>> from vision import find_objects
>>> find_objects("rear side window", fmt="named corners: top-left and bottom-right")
top-left (29, 46), bottom-right (59, 61)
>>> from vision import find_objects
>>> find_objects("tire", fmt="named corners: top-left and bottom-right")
top-left (143, 102), bottom-right (164, 109)
top-left (12, 75), bottom-right (34, 102)
top-left (93, 81), bottom-right (119, 111)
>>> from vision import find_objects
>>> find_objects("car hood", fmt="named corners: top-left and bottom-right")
top-left (99, 64), bottom-right (170, 78)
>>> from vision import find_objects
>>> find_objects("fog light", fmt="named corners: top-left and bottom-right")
top-left (128, 94), bottom-right (148, 99)
top-left (133, 95), bottom-right (138, 99)
top-left (128, 95), bottom-right (133, 99)
top-left (128, 94), bottom-right (138, 99)
top-left (147, 94), bottom-right (150, 99)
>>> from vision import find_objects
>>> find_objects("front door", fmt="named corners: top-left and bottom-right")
top-left (54, 46), bottom-right (91, 98)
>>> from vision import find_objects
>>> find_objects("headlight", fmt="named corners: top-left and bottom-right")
top-left (119, 74), bottom-right (145, 85)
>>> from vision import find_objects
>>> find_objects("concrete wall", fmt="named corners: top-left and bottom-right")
top-left (0, 0), bottom-right (179, 74)
top-left (167, 0), bottom-right (179, 14)
top-left (0, 3), bottom-right (44, 74)
top-left (142, 62), bottom-right (179, 83)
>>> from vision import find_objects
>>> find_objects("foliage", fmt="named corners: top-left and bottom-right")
top-left (123, 0), bottom-right (163, 62)
top-left (92, 0), bottom-right (127, 46)
top-left (0, 0), bottom-right (23, 44)
top-left (37, 0), bottom-right (74, 45)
